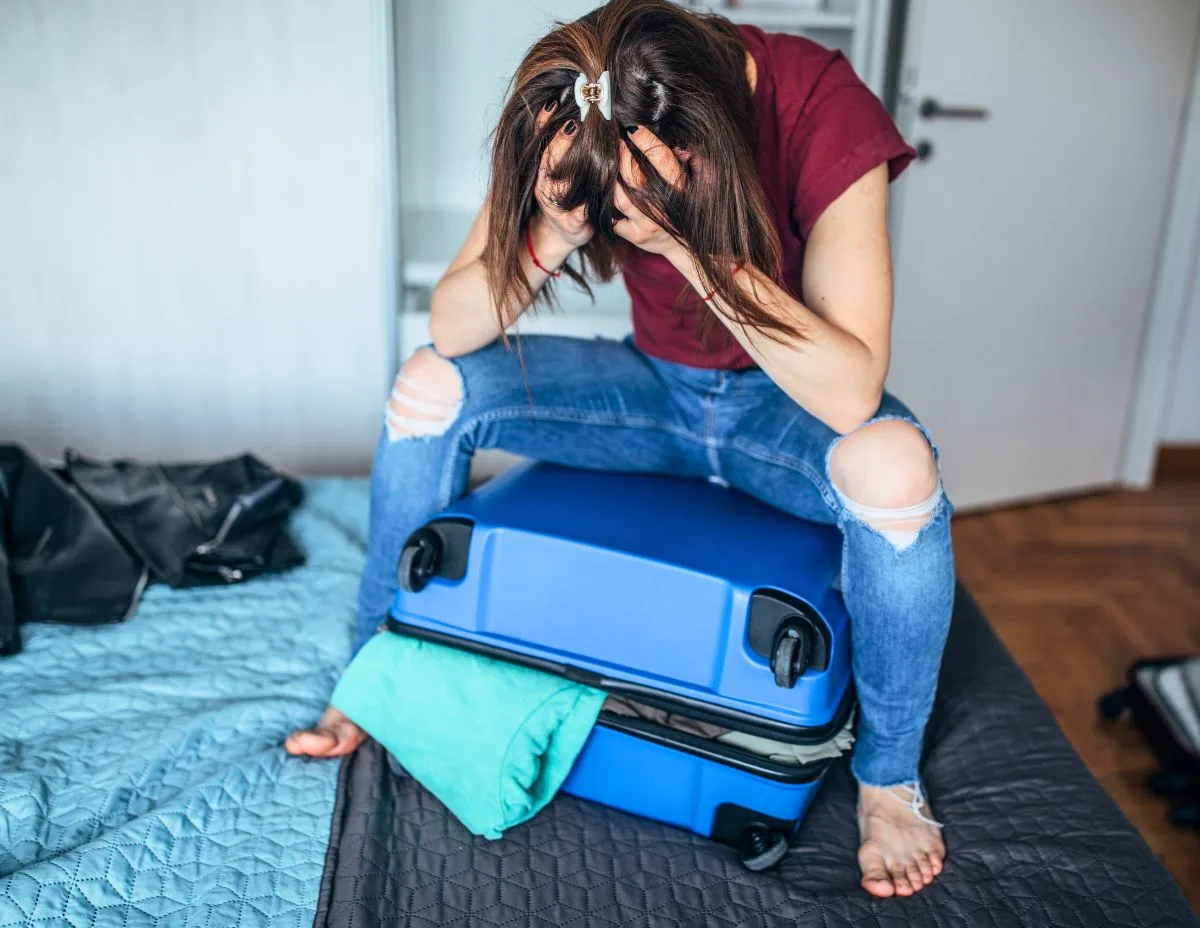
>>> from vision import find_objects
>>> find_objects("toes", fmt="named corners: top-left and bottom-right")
top-left (324, 727), bottom-right (366, 756)
top-left (858, 846), bottom-right (895, 898)
top-left (906, 861), bottom-right (925, 890)
top-left (916, 853), bottom-right (934, 885)
top-left (285, 728), bottom-right (338, 756)
top-left (888, 863), bottom-right (914, 897)
top-left (930, 852), bottom-right (944, 876)
top-left (860, 871), bottom-right (896, 899)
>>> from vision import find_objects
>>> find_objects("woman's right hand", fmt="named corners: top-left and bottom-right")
top-left (532, 103), bottom-right (593, 256)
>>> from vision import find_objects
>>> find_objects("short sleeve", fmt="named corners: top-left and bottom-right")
top-left (787, 53), bottom-right (915, 238)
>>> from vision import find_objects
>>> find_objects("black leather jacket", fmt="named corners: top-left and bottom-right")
top-left (0, 445), bottom-right (303, 656)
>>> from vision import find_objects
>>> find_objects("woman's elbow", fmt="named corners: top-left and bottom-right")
top-left (426, 312), bottom-right (455, 358)
top-left (830, 383), bottom-right (885, 435)
top-left (427, 289), bottom-right (468, 358)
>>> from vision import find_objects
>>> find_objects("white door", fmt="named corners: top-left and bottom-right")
top-left (886, 0), bottom-right (1199, 509)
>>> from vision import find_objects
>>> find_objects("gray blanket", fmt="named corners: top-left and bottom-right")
top-left (314, 588), bottom-right (1197, 927)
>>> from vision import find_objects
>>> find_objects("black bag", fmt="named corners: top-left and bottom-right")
top-left (62, 450), bottom-right (304, 587)
top-left (1099, 656), bottom-right (1200, 829)
top-left (1, 445), bottom-right (304, 656)
top-left (0, 445), bottom-right (146, 655)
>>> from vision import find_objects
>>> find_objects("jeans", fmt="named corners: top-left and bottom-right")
top-left (357, 335), bottom-right (955, 788)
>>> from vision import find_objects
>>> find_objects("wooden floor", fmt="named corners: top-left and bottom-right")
top-left (953, 478), bottom-right (1200, 911)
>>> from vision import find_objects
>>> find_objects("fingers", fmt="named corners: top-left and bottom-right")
top-left (612, 182), bottom-right (637, 219)
top-left (540, 121), bottom-right (576, 177)
top-left (618, 141), bottom-right (646, 192)
top-left (537, 119), bottom-right (579, 210)
top-left (623, 125), bottom-right (685, 190)
top-left (535, 97), bottom-right (557, 132)
top-left (612, 189), bottom-right (652, 247)
top-left (616, 126), bottom-right (682, 248)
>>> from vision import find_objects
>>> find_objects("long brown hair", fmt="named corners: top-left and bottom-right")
top-left (487, 0), bottom-right (795, 344)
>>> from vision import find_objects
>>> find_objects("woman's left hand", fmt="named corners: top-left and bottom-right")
top-left (613, 126), bottom-right (689, 262)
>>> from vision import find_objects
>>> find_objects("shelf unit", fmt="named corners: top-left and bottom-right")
top-left (678, 0), bottom-right (893, 96)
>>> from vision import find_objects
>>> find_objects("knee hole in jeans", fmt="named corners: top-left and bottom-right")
top-left (829, 419), bottom-right (941, 547)
top-left (385, 347), bottom-right (464, 440)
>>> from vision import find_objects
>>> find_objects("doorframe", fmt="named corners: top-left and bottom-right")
top-left (1120, 31), bottom-right (1200, 486)
top-left (886, 0), bottom-right (926, 245)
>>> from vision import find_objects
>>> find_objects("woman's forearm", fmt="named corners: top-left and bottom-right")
top-left (430, 215), bottom-right (575, 358)
top-left (428, 258), bottom-right (517, 358)
top-left (669, 251), bottom-right (886, 433)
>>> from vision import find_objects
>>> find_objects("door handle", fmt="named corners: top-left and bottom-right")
top-left (920, 97), bottom-right (989, 120)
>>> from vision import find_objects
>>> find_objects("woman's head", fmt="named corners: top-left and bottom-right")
top-left (487, 0), bottom-right (790, 342)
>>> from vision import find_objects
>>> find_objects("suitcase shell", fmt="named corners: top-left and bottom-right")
top-left (388, 463), bottom-right (854, 851)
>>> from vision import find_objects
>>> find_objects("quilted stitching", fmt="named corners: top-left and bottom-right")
top-left (315, 590), bottom-right (1200, 928)
top-left (0, 480), bottom-right (368, 928)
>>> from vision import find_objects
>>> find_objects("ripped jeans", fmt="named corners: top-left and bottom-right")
top-left (357, 335), bottom-right (955, 788)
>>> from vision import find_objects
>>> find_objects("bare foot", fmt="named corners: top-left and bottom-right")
top-left (857, 783), bottom-right (944, 898)
top-left (285, 705), bottom-right (366, 757)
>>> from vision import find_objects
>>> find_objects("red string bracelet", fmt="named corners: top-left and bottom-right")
top-left (526, 226), bottom-right (561, 278)
top-left (702, 262), bottom-right (745, 302)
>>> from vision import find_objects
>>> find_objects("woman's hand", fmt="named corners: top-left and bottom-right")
top-left (532, 103), bottom-right (592, 260)
top-left (613, 126), bottom-right (689, 262)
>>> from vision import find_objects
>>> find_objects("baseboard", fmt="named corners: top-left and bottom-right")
top-left (1154, 444), bottom-right (1200, 483)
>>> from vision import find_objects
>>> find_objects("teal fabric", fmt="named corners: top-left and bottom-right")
top-left (331, 633), bottom-right (607, 839)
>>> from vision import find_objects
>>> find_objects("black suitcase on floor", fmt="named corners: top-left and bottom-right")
top-left (1099, 655), bottom-right (1200, 829)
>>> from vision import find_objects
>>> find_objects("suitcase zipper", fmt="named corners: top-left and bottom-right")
top-left (385, 616), bottom-right (856, 747)
top-left (594, 712), bottom-right (835, 784)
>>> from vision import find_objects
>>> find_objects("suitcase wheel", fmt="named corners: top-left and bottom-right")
top-left (738, 825), bottom-right (789, 872)
top-left (397, 529), bottom-right (442, 593)
top-left (1150, 769), bottom-right (1197, 798)
top-left (1168, 800), bottom-right (1200, 830)
top-left (771, 625), bottom-right (812, 689)
top-left (1096, 685), bottom-right (1130, 721)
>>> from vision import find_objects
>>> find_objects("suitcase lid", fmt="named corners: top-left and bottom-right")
top-left (392, 463), bottom-right (852, 740)
top-left (447, 463), bottom-right (842, 593)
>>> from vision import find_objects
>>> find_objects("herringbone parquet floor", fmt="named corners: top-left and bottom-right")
top-left (953, 478), bottom-right (1200, 910)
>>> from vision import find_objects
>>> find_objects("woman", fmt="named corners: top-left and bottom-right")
top-left (288, 0), bottom-right (953, 898)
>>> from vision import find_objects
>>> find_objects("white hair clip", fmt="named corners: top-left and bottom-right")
top-left (573, 71), bottom-right (612, 121)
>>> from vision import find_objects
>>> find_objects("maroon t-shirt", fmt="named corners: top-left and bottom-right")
top-left (619, 25), bottom-right (915, 370)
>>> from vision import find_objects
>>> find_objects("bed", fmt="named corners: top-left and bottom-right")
top-left (2, 480), bottom-right (1195, 927)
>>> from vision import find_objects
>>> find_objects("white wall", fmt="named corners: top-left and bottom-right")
top-left (0, 0), bottom-right (395, 474)
top-left (1163, 270), bottom-right (1200, 441)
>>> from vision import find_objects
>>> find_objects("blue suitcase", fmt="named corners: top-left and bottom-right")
top-left (386, 462), bottom-right (854, 869)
